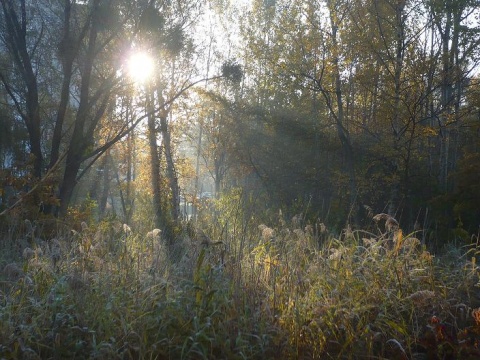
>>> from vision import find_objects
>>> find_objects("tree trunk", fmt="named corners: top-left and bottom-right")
top-left (449, 4), bottom-right (462, 194)
top-left (49, 1), bottom-right (77, 169)
top-left (214, 151), bottom-right (225, 197)
top-left (327, 2), bottom-right (358, 219)
top-left (193, 124), bottom-right (203, 221)
top-left (58, 7), bottom-right (99, 216)
top-left (159, 113), bottom-right (180, 223)
top-left (125, 114), bottom-right (135, 223)
top-left (98, 154), bottom-right (111, 216)
top-left (0, 0), bottom-right (43, 178)
top-left (147, 91), bottom-right (164, 230)
top-left (388, 0), bottom-right (406, 216)
top-left (58, 150), bottom-right (82, 216)
top-left (438, 0), bottom-right (453, 193)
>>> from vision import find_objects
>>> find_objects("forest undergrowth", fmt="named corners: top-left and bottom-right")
top-left (1, 211), bottom-right (480, 359)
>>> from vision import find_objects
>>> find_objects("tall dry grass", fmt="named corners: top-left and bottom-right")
top-left (1, 207), bottom-right (480, 359)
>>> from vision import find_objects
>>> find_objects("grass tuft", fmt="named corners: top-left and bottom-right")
top-left (1, 214), bottom-right (480, 359)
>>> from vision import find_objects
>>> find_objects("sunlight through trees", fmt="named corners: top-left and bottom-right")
top-left (1, 1), bottom-right (480, 356)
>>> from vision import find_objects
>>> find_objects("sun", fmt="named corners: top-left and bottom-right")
top-left (127, 52), bottom-right (155, 84)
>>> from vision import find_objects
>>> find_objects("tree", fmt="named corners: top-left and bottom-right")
top-left (0, 0), bottom-right (43, 179)
top-left (0, 1), bottom-right (153, 217)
